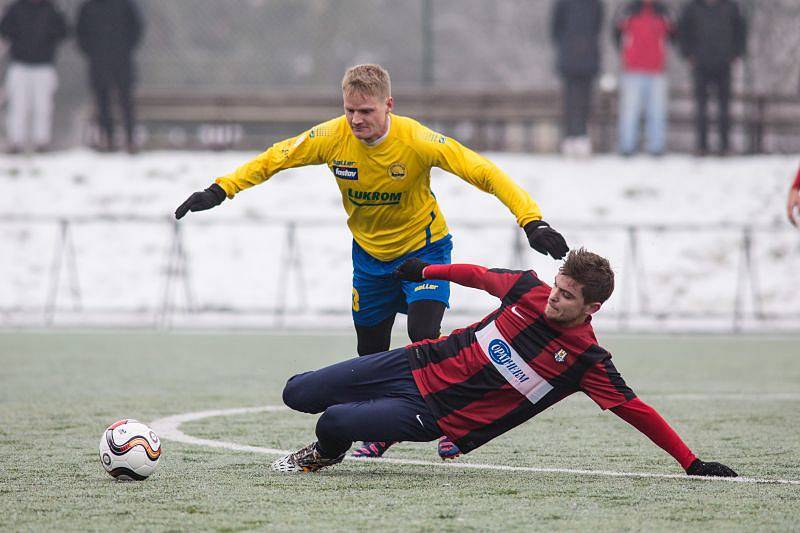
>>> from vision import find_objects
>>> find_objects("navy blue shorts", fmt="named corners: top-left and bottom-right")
top-left (351, 235), bottom-right (453, 327)
top-left (282, 348), bottom-right (442, 457)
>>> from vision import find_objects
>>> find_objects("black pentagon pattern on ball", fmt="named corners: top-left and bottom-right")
top-left (108, 467), bottom-right (149, 481)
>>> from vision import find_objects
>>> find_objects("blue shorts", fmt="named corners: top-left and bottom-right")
top-left (351, 235), bottom-right (453, 327)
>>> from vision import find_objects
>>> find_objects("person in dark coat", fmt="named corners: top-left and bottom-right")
top-left (76, 0), bottom-right (143, 153)
top-left (678, 0), bottom-right (747, 156)
top-left (0, 0), bottom-right (67, 153)
top-left (551, 0), bottom-right (604, 156)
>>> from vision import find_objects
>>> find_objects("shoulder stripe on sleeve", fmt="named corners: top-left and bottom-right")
top-left (487, 268), bottom-right (526, 275)
top-left (580, 344), bottom-right (612, 365)
top-left (501, 271), bottom-right (543, 306)
top-left (602, 359), bottom-right (637, 401)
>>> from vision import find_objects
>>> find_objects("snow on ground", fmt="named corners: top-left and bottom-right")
top-left (1, 149), bottom-right (798, 332)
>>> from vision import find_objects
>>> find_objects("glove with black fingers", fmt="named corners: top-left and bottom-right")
top-left (686, 458), bottom-right (738, 477)
top-left (394, 258), bottom-right (430, 282)
top-left (175, 183), bottom-right (227, 220)
top-left (523, 220), bottom-right (569, 260)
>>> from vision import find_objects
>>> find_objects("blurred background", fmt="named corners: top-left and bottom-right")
top-left (0, 0), bottom-right (799, 152)
top-left (0, 0), bottom-right (798, 333)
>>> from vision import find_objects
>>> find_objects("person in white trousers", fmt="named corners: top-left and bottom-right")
top-left (0, 0), bottom-right (67, 153)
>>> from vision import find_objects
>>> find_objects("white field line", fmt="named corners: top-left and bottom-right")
top-left (647, 392), bottom-right (800, 401)
top-left (149, 404), bottom-right (800, 486)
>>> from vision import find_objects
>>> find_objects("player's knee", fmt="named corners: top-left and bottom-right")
top-left (316, 405), bottom-right (351, 439)
top-left (407, 301), bottom-right (445, 342)
top-left (407, 319), bottom-right (441, 343)
top-left (355, 318), bottom-right (393, 356)
top-left (357, 338), bottom-right (389, 356)
top-left (282, 373), bottom-right (323, 414)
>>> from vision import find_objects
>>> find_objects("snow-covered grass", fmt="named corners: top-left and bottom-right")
top-left (1, 149), bottom-right (798, 332)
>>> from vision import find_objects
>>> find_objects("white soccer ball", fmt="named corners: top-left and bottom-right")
top-left (99, 419), bottom-right (162, 480)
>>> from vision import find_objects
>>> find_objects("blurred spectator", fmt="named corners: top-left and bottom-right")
top-left (788, 166), bottom-right (800, 227)
top-left (551, 0), bottom-right (604, 157)
top-left (678, 0), bottom-right (747, 156)
top-left (613, 0), bottom-right (675, 156)
top-left (77, 0), bottom-right (143, 153)
top-left (0, 0), bottom-right (67, 154)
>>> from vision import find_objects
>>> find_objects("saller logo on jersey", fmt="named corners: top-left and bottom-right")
top-left (476, 322), bottom-right (554, 405)
top-left (332, 166), bottom-right (358, 180)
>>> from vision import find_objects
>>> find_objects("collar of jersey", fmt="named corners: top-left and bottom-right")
top-left (359, 114), bottom-right (392, 147)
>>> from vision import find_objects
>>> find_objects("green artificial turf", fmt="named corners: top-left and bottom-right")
top-left (1, 332), bottom-right (798, 532)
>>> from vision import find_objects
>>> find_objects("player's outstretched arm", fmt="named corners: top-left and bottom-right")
top-left (787, 170), bottom-right (800, 226)
top-left (788, 187), bottom-right (800, 227)
top-left (178, 119), bottom-right (334, 219)
top-left (610, 397), bottom-right (738, 477)
top-left (416, 127), bottom-right (569, 256)
top-left (397, 260), bottom-right (524, 299)
top-left (175, 183), bottom-right (226, 219)
top-left (523, 220), bottom-right (569, 260)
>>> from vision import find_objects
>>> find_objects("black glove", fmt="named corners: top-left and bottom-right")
top-left (394, 258), bottom-right (430, 282)
top-left (686, 459), bottom-right (738, 477)
top-left (175, 183), bottom-right (227, 220)
top-left (524, 220), bottom-right (569, 260)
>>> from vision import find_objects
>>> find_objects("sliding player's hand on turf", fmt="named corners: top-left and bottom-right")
top-left (524, 220), bottom-right (569, 260)
top-left (685, 458), bottom-right (738, 477)
top-left (175, 183), bottom-right (227, 219)
top-left (394, 258), bottom-right (430, 282)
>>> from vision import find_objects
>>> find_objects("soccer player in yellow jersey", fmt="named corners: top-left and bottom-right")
top-left (175, 64), bottom-right (568, 460)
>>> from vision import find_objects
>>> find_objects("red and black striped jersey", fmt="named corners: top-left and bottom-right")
top-left (405, 263), bottom-right (637, 454)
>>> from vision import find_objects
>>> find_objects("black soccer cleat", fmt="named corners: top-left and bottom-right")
top-left (271, 442), bottom-right (345, 473)
top-left (686, 458), bottom-right (738, 477)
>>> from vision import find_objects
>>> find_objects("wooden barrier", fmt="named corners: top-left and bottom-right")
top-left (133, 88), bottom-right (800, 154)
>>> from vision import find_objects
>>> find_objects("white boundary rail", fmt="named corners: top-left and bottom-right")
top-left (1, 215), bottom-right (797, 332)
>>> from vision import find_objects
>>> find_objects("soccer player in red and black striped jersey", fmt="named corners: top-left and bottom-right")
top-left (272, 249), bottom-right (737, 477)
top-left (787, 165), bottom-right (800, 226)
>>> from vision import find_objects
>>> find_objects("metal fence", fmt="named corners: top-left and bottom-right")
top-left (2, 215), bottom-right (797, 333)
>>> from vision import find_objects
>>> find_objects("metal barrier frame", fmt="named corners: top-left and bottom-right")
top-left (1, 215), bottom-right (797, 332)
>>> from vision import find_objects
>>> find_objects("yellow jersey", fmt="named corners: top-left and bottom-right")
top-left (215, 114), bottom-right (542, 261)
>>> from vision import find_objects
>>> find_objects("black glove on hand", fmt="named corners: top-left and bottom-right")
top-left (686, 459), bottom-right (738, 477)
top-left (524, 220), bottom-right (569, 260)
top-left (175, 183), bottom-right (227, 220)
top-left (394, 258), bottom-right (430, 282)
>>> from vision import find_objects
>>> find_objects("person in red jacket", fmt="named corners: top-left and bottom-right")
top-left (271, 248), bottom-right (737, 478)
top-left (788, 166), bottom-right (800, 227)
top-left (614, 0), bottom-right (675, 156)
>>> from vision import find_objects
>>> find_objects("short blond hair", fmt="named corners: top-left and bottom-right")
top-left (342, 64), bottom-right (391, 99)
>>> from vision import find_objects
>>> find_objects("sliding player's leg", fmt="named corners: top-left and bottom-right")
top-left (274, 349), bottom-right (440, 472)
top-left (272, 395), bottom-right (440, 473)
top-left (282, 347), bottom-right (413, 415)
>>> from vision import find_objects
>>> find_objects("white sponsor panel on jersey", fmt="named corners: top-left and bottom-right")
top-left (475, 321), bottom-right (553, 405)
